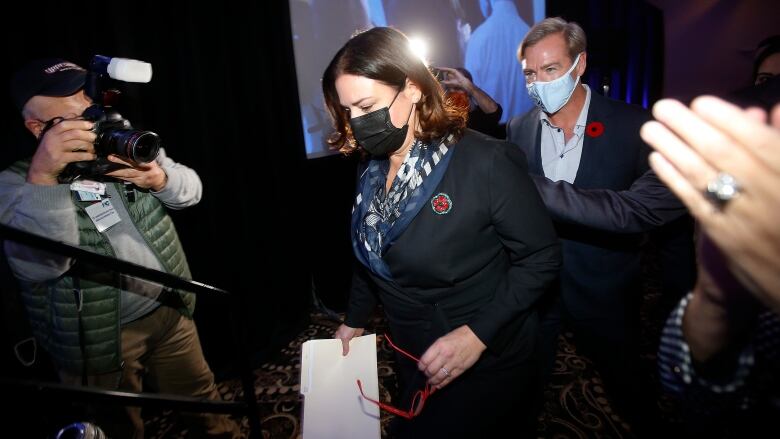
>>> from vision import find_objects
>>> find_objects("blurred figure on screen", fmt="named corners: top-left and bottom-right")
top-left (291, 0), bottom-right (373, 156)
top-left (465, 0), bottom-right (533, 123)
top-left (383, 0), bottom-right (465, 68)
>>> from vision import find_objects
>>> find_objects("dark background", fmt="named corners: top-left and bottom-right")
top-left (0, 0), bottom-right (663, 380)
top-left (0, 1), bottom-right (322, 379)
top-left (3, 3), bottom-right (777, 438)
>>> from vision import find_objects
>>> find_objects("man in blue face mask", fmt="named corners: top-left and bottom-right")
top-left (506, 17), bottom-right (696, 438)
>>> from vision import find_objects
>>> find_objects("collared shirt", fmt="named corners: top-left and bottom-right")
top-left (539, 84), bottom-right (591, 183)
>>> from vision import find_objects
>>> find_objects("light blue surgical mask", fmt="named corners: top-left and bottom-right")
top-left (526, 53), bottom-right (582, 114)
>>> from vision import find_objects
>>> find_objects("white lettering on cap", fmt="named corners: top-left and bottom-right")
top-left (44, 62), bottom-right (85, 74)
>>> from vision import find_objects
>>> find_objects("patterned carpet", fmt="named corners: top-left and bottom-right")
top-left (146, 304), bottom-right (678, 439)
top-left (143, 243), bottom-right (685, 438)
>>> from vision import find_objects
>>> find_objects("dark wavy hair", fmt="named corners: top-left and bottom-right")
top-left (753, 35), bottom-right (780, 83)
top-left (322, 27), bottom-right (467, 155)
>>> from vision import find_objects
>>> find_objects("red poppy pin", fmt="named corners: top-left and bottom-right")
top-left (586, 121), bottom-right (605, 138)
top-left (431, 193), bottom-right (452, 215)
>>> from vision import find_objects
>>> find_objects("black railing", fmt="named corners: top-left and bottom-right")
top-left (0, 223), bottom-right (262, 437)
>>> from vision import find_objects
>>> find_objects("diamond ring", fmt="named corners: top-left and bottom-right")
top-left (705, 172), bottom-right (741, 207)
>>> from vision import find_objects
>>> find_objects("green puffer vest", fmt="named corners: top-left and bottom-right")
top-left (9, 159), bottom-right (195, 375)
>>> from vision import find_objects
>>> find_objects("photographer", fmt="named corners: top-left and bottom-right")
top-left (0, 58), bottom-right (240, 438)
top-left (435, 66), bottom-right (504, 138)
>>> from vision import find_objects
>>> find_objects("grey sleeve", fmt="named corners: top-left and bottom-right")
top-left (150, 148), bottom-right (203, 210)
top-left (0, 170), bottom-right (78, 282)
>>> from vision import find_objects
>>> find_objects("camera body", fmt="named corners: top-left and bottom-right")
top-left (84, 104), bottom-right (160, 164)
top-left (58, 55), bottom-right (160, 183)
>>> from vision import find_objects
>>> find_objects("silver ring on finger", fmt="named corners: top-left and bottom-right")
top-left (440, 367), bottom-right (450, 377)
top-left (705, 172), bottom-right (741, 209)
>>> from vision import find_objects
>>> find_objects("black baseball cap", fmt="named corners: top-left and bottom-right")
top-left (9, 58), bottom-right (86, 111)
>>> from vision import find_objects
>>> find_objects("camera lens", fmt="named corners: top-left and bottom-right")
top-left (100, 129), bottom-right (160, 163)
top-left (125, 131), bottom-right (161, 163)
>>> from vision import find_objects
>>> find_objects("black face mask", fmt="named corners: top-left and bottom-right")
top-left (349, 89), bottom-right (413, 156)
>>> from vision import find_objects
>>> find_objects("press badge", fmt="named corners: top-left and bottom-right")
top-left (75, 191), bottom-right (102, 201)
top-left (71, 180), bottom-right (106, 202)
top-left (85, 199), bottom-right (121, 232)
top-left (70, 179), bottom-right (106, 195)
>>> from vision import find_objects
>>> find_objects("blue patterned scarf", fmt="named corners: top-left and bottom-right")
top-left (352, 135), bottom-right (454, 281)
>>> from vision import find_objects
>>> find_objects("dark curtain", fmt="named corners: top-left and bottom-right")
top-left (0, 1), bottom-right (313, 377)
top-left (548, 0), bottom-right (664, 108)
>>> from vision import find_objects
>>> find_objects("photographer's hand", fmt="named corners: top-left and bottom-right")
top-left (105, 155), bottom-right (168, 191)
top-left (437, 67), bottom-right (498, 114)
top-left (27, 120), bottom-right (96, 185)
top-left (438, 67), bottom-right (473, 93)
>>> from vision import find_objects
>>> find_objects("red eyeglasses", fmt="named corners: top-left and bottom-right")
top-left (356, 333), bottom-right (437, 420)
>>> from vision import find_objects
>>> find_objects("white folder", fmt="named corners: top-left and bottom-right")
top-left (300, 334), bottom-right (381, 439)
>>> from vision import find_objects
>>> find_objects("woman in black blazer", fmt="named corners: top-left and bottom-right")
top-left (323, 27), bottom-right (561, 438)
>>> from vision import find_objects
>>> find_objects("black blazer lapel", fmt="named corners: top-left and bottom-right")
top-left (573, 92), bottom-right (615, 188)
top-left (520, 109), bottom-right (544, 176)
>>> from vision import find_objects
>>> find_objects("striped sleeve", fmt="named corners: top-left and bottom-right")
top-left (658, 292), bottom-right (756, 410)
